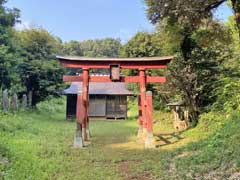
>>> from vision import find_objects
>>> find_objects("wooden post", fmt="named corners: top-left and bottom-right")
top-left (74, 89), bottom-right (84, 148)
top-left (139, 69), bottom-right (147, 140)
top-left (2, 90), bottom-right (9, 112)
top-left (82, 68), bottom-right (90, 141)
top-left (12, 93), bottom-right (18, 111)
top-left (22, 94), bottom-right (28, 108)
top-left (145, 91), bottom-right (155, 148)
top-left (137, 95), bottom-right (143, 139)
top-left (28, 90), bottom-right (32, 107)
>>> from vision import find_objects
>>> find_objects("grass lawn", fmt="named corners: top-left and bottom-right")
top-left (0, 99), bottom-right (240, 180)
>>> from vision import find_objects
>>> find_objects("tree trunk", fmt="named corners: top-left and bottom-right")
top-left (231, 0), bottom-right (240, 38)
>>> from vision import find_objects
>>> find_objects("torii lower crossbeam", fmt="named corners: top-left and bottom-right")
top-left (63, 75), bottom-right (166, 83)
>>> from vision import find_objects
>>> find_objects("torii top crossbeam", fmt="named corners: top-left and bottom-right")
top-left (57, 56), bottom-right (174, 83)
top-left (56, 56), bottom-right (174, 69)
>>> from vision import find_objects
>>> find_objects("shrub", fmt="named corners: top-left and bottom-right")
top-left (213, 78), bottom-right (240, 112)
top-left (36, 97), bottom-right (66, 114)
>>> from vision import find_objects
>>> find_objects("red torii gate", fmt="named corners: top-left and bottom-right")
top-left (57, 56), bottom-right (173, 148)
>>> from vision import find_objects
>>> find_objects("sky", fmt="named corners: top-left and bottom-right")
top-left (6, 0), bottom-right (233, 43)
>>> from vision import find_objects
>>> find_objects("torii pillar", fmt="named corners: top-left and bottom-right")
top-left (74, 88), bottom-right (84, 147)
top-left (138, 69), bottom-right (147, 140)
top-left (82, 68), bottom-right (90, 141)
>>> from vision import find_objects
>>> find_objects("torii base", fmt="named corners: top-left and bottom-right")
top-left (82, 127), bottom-right (91, 142)
top-left (86, 123), bottom-right (91, 140)
top-left (82, 128), bottom-right (87, 141)
top-left (144, 131), bottom-right (155, 149)
top-left (74, 123), bottom-right (84, 148)
top-left (142, 128), bottom-right (148, 141)
top-left (137, 125), bottom-right (143, 139)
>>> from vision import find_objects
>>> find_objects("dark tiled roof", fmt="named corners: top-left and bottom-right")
top-left (167, 101), bottom-right (186, 106)
top-left (63, 82), bottom-right (134, 95)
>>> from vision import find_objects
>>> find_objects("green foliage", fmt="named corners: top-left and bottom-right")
top-left (226, 15), bottom-right (240, 52)
top-left (79, 38), bottom-right (122, 57)
top-left (0, 100), bottom-right (135, 180)
top-left (196, 111), bottom-right (226, 133)
top-left (0, 113), bottom-right (29, 133)
top-left (1, 99), bottom-right (240, 179)
top-left (0, 0), bottom-right (239, 179)
top-left (145, 0), bottom-right (234, 123)
top-left (169, 111), bottom-right (240, 179)
top-left (0, 0), bottom-right (20, 44)
top-left (213, 78), bottom-right (240, 112)
top-left (145, 0), bottom-right (218, 25)
top-left (145, 0), bottom-right (240, 36)
top-left (230, 0), bottom-right (240, 35)
top-left (121, 31), bottom-right (161, 58)
top-left (15, 28), bottom-right (65, 106)
top-left (36, 97), bottom-right (66, 114)
top-left (62, 38), bottom-right (122, 75)
top-left (62, 40), bottom-right (83, 56)
top-left (0, 44), bottom-right (22, 91)
top-left (168, 40), bottom-right (228, 111)
top-left (210, 16), bottom-right (240, 113)
top-left (152, 92), bottom-right (169, 111)
top-left (0, 0), bottom-right (21, 91)
top-left (154, 22), bottom-right (183, 55)
top-left (121, 32), bottom-right (169, 110)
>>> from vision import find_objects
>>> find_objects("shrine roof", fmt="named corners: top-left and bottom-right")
top-left (56, 56), bottom-right (174, 62)
top-left (167, 101), bottom-right (186, 106)
top-left (62, 82), bottom-right (134, 96)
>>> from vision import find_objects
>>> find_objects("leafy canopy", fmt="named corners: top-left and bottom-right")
top-left (15, 28), bottom-right (64, 105)
top-left (145, 0), bottom-right (240, 35)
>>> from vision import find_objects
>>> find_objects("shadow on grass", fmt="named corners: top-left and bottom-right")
top-left (155, 132), bottom-right (184, 148)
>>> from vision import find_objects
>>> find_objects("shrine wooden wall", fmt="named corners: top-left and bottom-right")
top-left (66, 95), bottom-right (128, 120)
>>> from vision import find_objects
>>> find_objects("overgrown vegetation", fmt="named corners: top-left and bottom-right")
top-left (0, 98), bottom-right (239, 180)
top-left (143, 0), bottom-right (240, 124)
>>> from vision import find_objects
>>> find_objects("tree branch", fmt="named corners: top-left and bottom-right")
top-left (205, 0), bottom-right (227, 12)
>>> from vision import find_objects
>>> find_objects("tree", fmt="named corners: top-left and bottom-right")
top-left (145, 0), bottom-right (240, 37)
top-left (121, 32), bottom-right (168, 109)
top-left (0, 0), bottom-right (21, 91)
top-left (121, 32), bottom-right (161, 58)
top-left (16, 28), bottom-right (64, 106)
top-left (0, 0), bottom-right (20, 44)
top-left (62, 38), bottom-right (122, 74)
top-left (145, 0), bottom-right (234, 125)
top-left (120, 31), bottom-right (163, 78)
top-left (63, 40), bottom-right (83, 56)
top-left (226, 15), bottom-right (240, 52)
top-left (80, 38), bottom-right (122, 57)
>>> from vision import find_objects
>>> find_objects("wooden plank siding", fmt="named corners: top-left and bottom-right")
top-left (66, 94), bottom-right (127, 120)
top-left (89, 95), bottom-right (106, 117)
top-left (106, 95), bottom-right (127, 119)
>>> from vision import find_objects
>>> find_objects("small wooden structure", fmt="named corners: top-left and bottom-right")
top-left (57, 56), bottom-right (174, 148)
top-left (167, 101), bottom-right (189, 131)
top-left (63, 82), bottom-right (134, 120)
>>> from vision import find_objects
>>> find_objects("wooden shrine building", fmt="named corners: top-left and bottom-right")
top-left (57, 56), bottom-right (174, 148)
top-left (63, 82), bottom-right (134, 120)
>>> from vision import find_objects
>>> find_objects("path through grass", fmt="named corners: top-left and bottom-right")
top-left (1, 100), bottom-right (240, 179)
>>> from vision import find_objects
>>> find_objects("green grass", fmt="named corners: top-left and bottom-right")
top-left (0, 98), bottom-right (240, 180)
